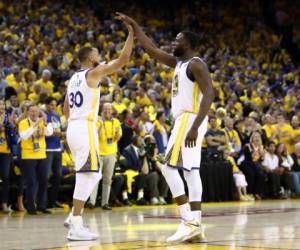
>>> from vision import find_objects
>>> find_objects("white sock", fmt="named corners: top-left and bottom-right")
top-left (122, 191), bottom-right (128, 200)
top-left (179, 203), bottom-right (193, 221)
top-left (137, 190), bottom-right (144, 200)
top-left (191, 210), bottom-right (202, 224)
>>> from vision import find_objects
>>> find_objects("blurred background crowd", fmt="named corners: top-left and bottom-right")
top-left (0, 0), bottom-right (300, 214)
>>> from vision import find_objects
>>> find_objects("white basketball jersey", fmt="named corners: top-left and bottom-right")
top-left (171, 57), bottom-right (203, 118)
top-left (67, 69), bottom-right (100, 123)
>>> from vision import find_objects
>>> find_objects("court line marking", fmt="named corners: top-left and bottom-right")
top-left (35, 238), bottom-right (300, 250)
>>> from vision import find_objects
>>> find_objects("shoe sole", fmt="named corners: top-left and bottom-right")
top-left (67, 236), bottom-right (98, 241)
top-left (182, 230), bottom-right (205, 243)
top-left (184, 232), bottom-right (206, 243)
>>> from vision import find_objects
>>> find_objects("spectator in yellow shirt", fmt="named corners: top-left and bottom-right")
top-left (19, 104), bottom-right (53, 214)
top-left (291, 115), bottom-right (300, 147)
top-left (272, 113), bottom-right (294, 153)
top-left (112, 90), bottom-right (127, 114)
top-left (0, 99), bottom-right (15, 212)
top-left (35, 69), bottom-right (54, 96)
top-left (8, 71), bottom-right (27, 102)
top-left (262, 114), bottom-right (276, 140)
top-left (88, 103), bottom-right (122, 210)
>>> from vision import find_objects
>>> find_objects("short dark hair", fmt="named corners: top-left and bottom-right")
top-left (156, 111), bottom-right (165, 120)
top-left (266, 141), bottom-right (276, 147)
top-left (209, 115), bottom-right (216, 122)
top-left (181, 31), bottom-right (202, 50)
top-left (77, 47), bottom-right (93, 63)
top-left (45, 96), bottom-right (56, 105)
top-left (131, 134), bottom-right (139, 145)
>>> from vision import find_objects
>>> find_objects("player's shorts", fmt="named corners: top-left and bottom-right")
top-left (66, 120), bottom-right (100, 172)
top-left (165, 112), bottom-right (208, 171)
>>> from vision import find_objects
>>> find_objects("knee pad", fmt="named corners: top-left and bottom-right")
top-left (183, 170), bottom-right (202, 202)
top-left (73, 171), bottom-right (102, 201)
top-left (161, 165), bottom-right (185, 198)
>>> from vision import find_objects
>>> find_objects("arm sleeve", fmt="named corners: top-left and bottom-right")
top-left (19, 126), bottom-right (36, 140)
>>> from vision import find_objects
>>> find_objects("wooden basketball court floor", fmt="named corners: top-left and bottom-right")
top-left (1, 200), bottom-right (300, 250)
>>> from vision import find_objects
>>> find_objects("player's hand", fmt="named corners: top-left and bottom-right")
top-left (115, 13), bottom-right (134, 35)
top-left (185, 128), bottom-right (198, 148)
top-left (115, 12), bottom-right (136, 26)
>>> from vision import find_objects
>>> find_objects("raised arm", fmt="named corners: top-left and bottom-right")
top-left (87, 21), bottom-right (134, 88)
top-left (185, 58), bottom-right (215, 148)
top-left (116, 12), bottom-right (177, 68)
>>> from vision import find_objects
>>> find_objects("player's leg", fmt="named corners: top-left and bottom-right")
top-left (67, 171), bottom-right (102, 241)
top-left (183, 170), bottom-right (203, 224)
top-left (162, 165), bottom-right (204, 243)
top-left (161, 165), bottom-right (193, 220)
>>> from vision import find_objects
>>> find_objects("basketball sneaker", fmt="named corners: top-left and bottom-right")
top-left (166, 220), bottom-right (205, 243)
top-left (64, 212), bottom-right (72, 228)
top-left (67, 216), bottom-right (99, 241)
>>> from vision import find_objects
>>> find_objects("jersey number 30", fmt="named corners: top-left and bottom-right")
top-left (69, 91), bottom-right (83, 108)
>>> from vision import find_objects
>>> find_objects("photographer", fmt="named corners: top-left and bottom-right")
top-left (120, 134), bottom-right (148, 205)
top-left (143, 135), bottom-right (169, 205)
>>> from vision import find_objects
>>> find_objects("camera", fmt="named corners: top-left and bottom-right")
top-left (144, 135), bottom-right (156, 158)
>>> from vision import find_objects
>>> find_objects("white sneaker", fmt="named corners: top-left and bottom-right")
top-left (245, 194), bottom-right (255, 201)
top-left (64, 208), bottom-right (84, 228)
top-left (67, 216), bottom-right (99, 241)
top-left (64, 212), bottom-right (72, 228)
top-left (151, 197), bottom-right (159, 205)
top-left (166, 220), bottom-right (205, 243)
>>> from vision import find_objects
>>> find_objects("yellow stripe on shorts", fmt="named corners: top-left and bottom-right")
top-left (170, 113), bottom-right (190, 166)
top-left (192, 82), bottom-right (200, 113)
top-left (87, 89), bottom-right (99, 171)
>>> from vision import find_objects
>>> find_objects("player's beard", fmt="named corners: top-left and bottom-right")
top-left (173, 47), bottom-right (184, 57)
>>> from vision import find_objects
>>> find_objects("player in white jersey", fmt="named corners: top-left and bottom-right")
top-left (116, 13), bottom-right (215, 243)
top-left (62, 17), bottom-right (134, 241)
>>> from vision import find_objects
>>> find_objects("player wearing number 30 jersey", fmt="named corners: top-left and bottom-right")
top-left (67, 69), bottom-right (100, 172)
top-left (62, 15), bottom-right (134, 241)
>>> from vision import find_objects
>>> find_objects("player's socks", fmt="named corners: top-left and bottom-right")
top-left (179, 203), bottom-right (193, 221)
top-left (191, 210), bottom-right (202, 224)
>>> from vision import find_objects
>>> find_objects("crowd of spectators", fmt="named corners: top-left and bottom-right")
top-left (0, 0), bottom-right (300, 213)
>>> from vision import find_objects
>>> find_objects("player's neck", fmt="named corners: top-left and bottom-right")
top-left (80, 62), bottom-right (93, 70)
top-left (179, 51), bottom-right (195, 62)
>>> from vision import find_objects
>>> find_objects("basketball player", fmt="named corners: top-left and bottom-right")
top-left (62, 18), bottom-right (134, 241)
top-left (116, 13), bottom-right (214, 243)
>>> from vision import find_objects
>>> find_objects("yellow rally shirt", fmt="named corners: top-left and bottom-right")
top-left (19, 119), bottom-right (47, 159)
top-left (0, 129), bottom-right (10, 154)
top-left (97, 118), bottom-right (122, 156)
